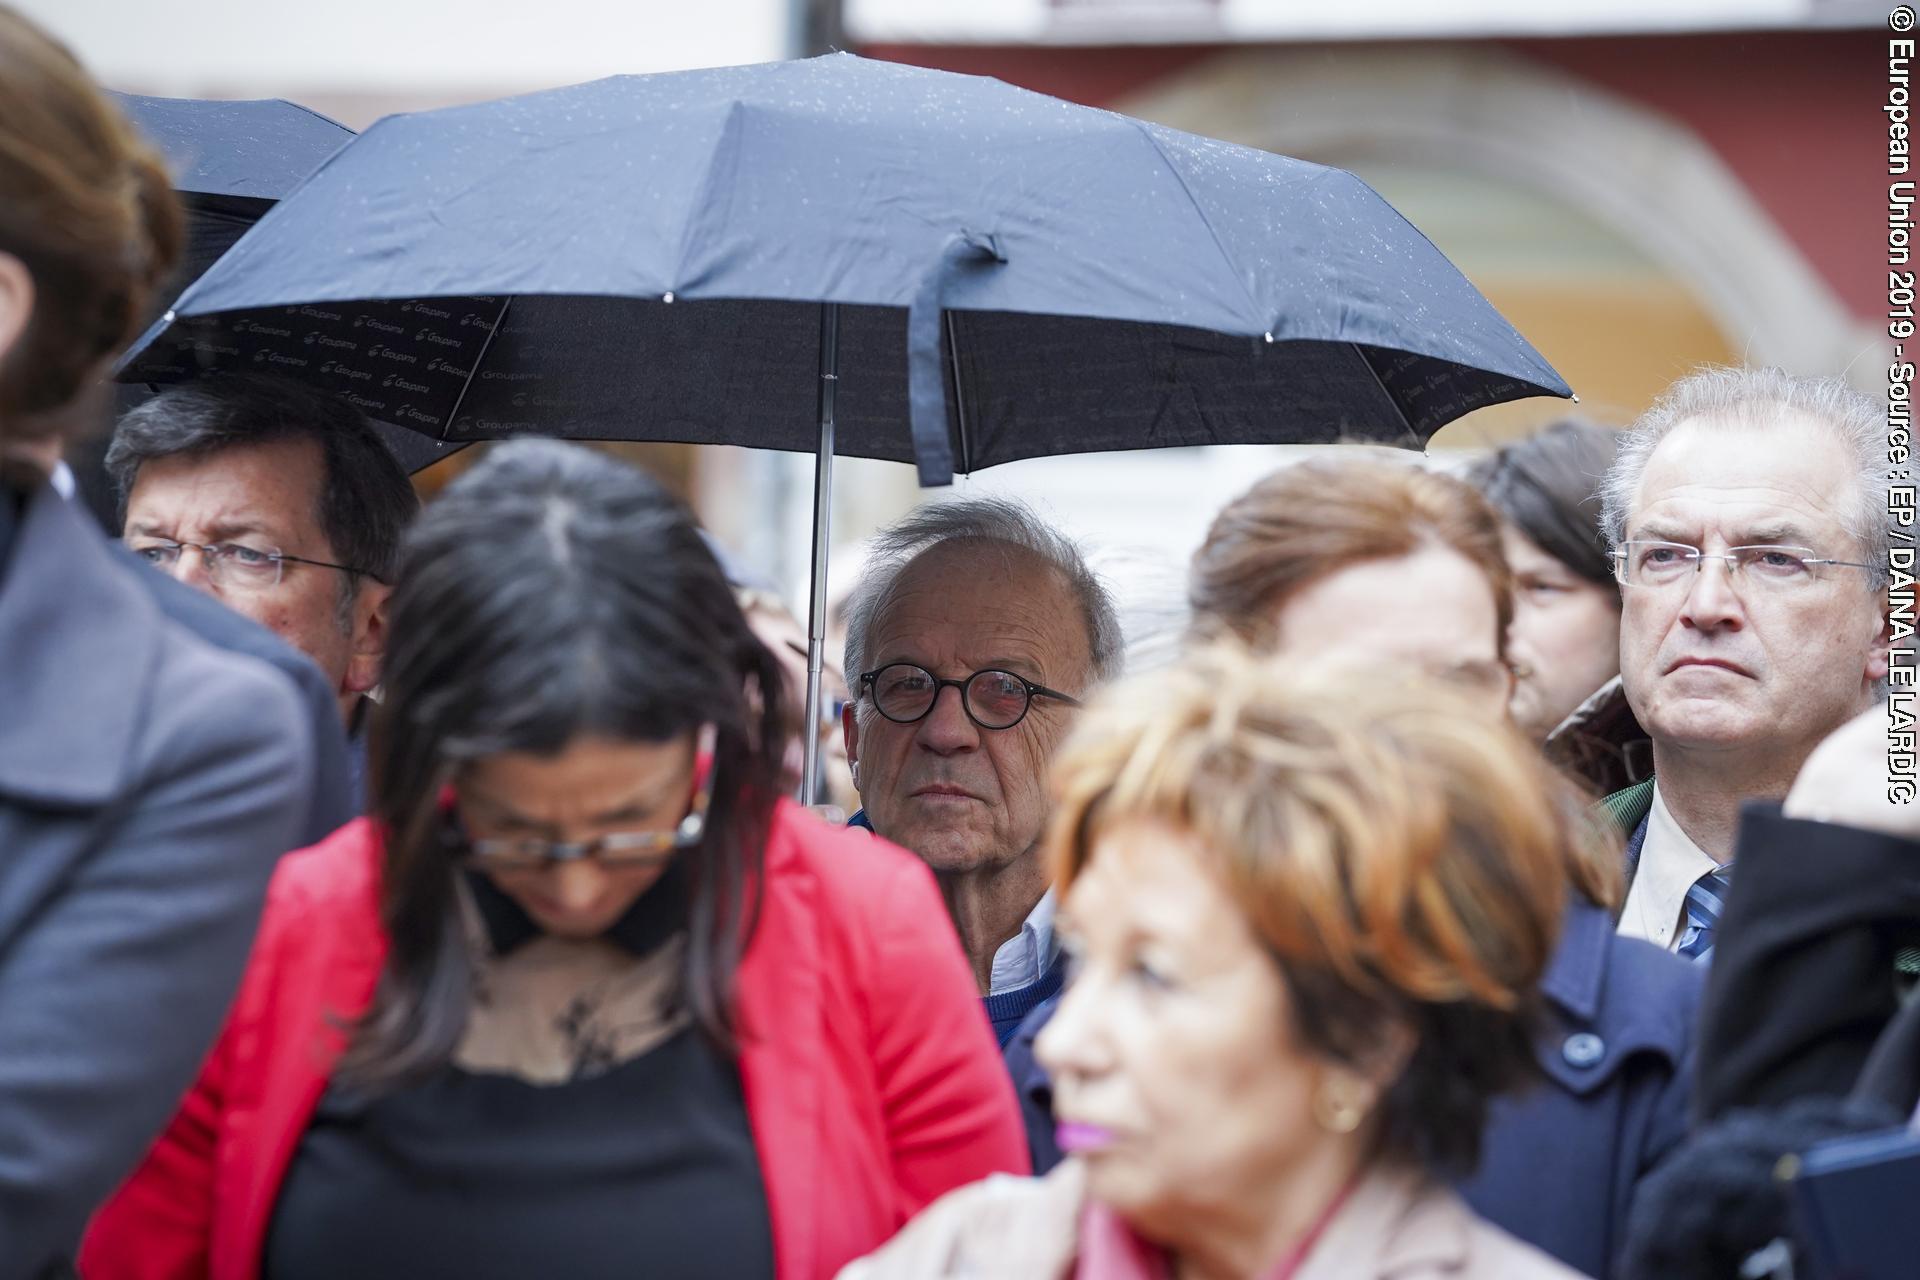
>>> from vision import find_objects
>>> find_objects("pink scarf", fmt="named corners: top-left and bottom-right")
top-left (1072, 1175), bottom-right (1362, 1280)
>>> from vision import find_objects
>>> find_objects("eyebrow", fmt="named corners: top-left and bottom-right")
top-left (1632, 521), bottom-right (1817, 547)
top-left (869, 655), bottom-right (1047, 679)
top-left (201, 518), bottom-right (284, 544)
top-left (1735, 523), bottom-right (1816, 547)
top-left (128, 518), bottom-right (280, 543)
top-left (1628, 523), bottom-right (1696, 545)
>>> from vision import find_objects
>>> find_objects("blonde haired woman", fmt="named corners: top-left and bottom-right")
top-left (842, 648), bottom-right (1591, 1280)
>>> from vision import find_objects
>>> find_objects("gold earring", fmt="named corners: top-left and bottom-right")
top-left (1313, 1080), bottom-right (1368, 1135)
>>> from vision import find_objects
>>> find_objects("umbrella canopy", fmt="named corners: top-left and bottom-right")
top-left (111, 92), bottom-right (458, 474)
top-left (116, 54), bottom-right (1574, 804)
top-left (123, 53), bottom-right (1570, 487)
top-left (111, 92), bottom-right (354, 297)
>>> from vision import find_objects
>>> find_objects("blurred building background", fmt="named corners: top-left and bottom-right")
top-left (18, 0), bottom-right (1887, 653)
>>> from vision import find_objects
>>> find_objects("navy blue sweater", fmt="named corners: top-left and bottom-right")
top-left (849, 810), bottom-right (1066, 1048)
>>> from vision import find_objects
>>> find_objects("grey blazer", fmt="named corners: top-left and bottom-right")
top-left (0, 481), bottom-right (314, 1278)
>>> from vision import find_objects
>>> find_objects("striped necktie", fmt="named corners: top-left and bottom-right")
top-left (1676, 865), bottom-right (1734, 962)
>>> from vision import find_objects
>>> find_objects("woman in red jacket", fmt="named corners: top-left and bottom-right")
top-left (82, 439), bottom-right (1028, 1280)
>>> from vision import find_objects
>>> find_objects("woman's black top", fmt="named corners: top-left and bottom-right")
top-left (262, 870), bottom-right (774, 1279)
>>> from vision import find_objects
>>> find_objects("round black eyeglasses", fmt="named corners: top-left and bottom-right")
top-left (858, 663), bottom-right (1083, 731)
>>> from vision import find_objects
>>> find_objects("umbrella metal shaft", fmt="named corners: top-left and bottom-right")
top-left (800, 302), bottom-right (839, 808)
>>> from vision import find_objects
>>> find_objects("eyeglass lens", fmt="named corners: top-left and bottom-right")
top-left (134, 541), bottom-right (283, 589)
top-left (1617, 542), bottom-right (1823, 587)
top-left (869, 664), bottom-right (1034, 729)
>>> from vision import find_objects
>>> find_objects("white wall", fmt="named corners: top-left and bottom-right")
top-left (845, 0), bottom-right (1869, 44)
top-left (20, 0), bottom-right (792, 101)
top-left (809, 444), bottom-right (1371, 675)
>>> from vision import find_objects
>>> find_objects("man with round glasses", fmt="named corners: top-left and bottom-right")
top-left (109, 376), bottom-right (419, 797)
top-left (1596, 366), bottom-right (1893, 960)
top-left (840, 497), bottom-right (1120, 1046)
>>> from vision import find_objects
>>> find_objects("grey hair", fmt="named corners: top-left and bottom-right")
top-left (1598, 366), bottom-right (1893, 587)
top-left (841, 496), bottom-right (1122, 699)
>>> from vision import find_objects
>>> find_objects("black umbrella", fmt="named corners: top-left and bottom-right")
top-left (111, 91), bottom-right (459, 475)
top-left (120, 54), bottom-right (1573, 800)
top-left (111, 92), bottom-right (352, 308)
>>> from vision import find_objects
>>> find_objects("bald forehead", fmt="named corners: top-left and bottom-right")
top-left (870, 537), bottom-right (1091, 679)
top-left (899, 536), bottom-right (1061, 585)
top-left (1632, 413), bottom-right (1862, 536)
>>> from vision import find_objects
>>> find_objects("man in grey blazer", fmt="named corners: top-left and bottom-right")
top-left (0, 467), bottom-right (315, 1276)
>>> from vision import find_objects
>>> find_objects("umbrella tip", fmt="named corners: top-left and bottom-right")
top-left (1570, 391), bottom-right (1581, 403)
top-left (163, 309), bottom-right (176, 323)
top-left (663, 291), bottom-right (675, 304)
top-left (1263, 331), bottom-right (1274, 343)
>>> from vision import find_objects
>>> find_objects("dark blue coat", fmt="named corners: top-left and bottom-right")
top-left (1003, 896), bottom-right (1699, 1280)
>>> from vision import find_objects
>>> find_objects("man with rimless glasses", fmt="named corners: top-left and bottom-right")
top-left (840, 497), bottom-right (1121, 1046)
top-left (1596, 367), bottom-right (1893, 960)
top-left (108, 376), bottom-right (420, 795)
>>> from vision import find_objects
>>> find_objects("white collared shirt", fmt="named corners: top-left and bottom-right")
top-left (1618, 784), bottom-right (1723, 952)
top-left (987, 886), bottom-right (1058, 995)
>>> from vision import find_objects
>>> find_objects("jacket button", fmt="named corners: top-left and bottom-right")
top-left (1562, 1032), bottom-right (1605, 1068)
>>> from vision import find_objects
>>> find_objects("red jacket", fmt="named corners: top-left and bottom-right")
top-left (81, 801), bottom-right (1028, 1279)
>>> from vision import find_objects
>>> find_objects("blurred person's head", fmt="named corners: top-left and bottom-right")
top-left (109, 376), bottom-right (419, 722)
top-left (840, 496), bottom-right (1120, 877)
top-left (338, 438), bottom-right (790, 1088)
top-left (1469, 421), bottom-right (1624, 742)
top-left (1192, 455), bottom-right (1619, 908)
top-left (1599, 367), bottom-right (1890, 783)
top-left (0, 5), bottom-right (180, 461)
top-left (1190, 456), bottom-right (1515, 722)
top-left (1036, 650), bottom-right (1570, 1264)
top-left (737, 585), bottom-right (852, 807)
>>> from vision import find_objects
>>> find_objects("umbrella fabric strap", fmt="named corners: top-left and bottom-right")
top-left (907, 229), bottom-right (1004, 487)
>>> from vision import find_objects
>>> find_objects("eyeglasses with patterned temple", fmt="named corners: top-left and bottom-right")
top-left (129, 538), bottom-right (383, 591)
top-left (1611, 540), bottom-right (1877, 590)
top-left (457, 726), bottom-right (717, 871)
top-left (859, 662), bottom-right (1084, 731)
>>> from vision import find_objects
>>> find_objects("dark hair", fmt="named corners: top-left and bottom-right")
top-left (1050, 650), bottom-right (1572, 1179)
top-left (0, 5), bottom-right (182, 442)
top-left (1468, 419), bottom-right (1622, 593)
top-left (107, 375), bottom-right (420, 592)
top-left (337, 438), bottom-right (790, 1088)
top-left (1619, 1096), bottom-right (1902, 1280)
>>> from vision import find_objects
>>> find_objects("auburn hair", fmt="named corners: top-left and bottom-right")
top-left (0, 5), bottom-right (182, 439)
top-left (1047, 646), bottom-right (1586, 1177)
top-left (1189, 455), bottom-right (1514, 660)
top-left (1188, 453), bottom-right (1622, 909)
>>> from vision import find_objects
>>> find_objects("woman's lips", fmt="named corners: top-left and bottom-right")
top-left (1055, 1121), bottom-right (1116, 1154)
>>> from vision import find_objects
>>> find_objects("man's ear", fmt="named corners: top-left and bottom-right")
top-left (1868, 583), bottom-right (1896, 685)
top-left (343, 581), bottom-right (392, 697)
top-left (0, 252), bottom-right (35, 376)
top-left (841, 701), bottom-right (861, 778)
